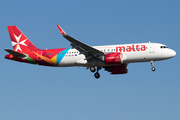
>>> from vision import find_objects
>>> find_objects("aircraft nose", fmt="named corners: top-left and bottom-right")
top-left (169, 49), bottom-right (176, 58)
top-left (172, 50), bottom-right (176, 57)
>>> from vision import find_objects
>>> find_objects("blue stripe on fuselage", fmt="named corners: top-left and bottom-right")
top-left (57, 48), bottom-right (71, 66)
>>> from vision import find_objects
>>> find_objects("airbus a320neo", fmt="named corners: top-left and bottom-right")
top-left (5, 25), bottom-right (176, 78)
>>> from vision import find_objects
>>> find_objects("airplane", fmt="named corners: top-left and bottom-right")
top-left (4, 25), bottom-right (176, 79)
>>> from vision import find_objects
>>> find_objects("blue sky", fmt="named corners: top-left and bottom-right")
top-left (0, 0), bottom-right (179, 120)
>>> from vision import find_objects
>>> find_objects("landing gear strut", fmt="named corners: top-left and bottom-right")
top-left (150, 61), bottom-right (156, 71)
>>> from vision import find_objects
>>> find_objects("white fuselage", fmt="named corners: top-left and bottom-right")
top-left (58, 42), bottom-right (176, 67)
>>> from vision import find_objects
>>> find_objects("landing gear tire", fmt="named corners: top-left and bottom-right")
top-left (94, 72), bottom-right (100, 79)
top-left (90, 66), bottom-right (96, 72)
top-left (151, 67), bottom-right (156, 71)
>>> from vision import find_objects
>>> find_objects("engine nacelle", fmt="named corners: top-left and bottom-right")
top-left (102, 53), bottom-right (123, 64)
top-left (104, 63), bottom-right (128, 74)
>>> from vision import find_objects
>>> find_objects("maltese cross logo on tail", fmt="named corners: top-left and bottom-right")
top-left (11, 34), bottom-right (27, 52)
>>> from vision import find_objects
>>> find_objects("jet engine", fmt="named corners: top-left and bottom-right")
top-left (101, 53), bottom-right (123, 64)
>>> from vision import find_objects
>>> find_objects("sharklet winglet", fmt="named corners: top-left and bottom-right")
top-left (57, 25), bottom-right (66, 35)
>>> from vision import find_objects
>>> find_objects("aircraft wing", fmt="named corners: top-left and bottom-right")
top-left (57, 25), bottom-right (104, 59)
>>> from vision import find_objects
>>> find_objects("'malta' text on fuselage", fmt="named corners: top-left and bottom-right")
top-left (116, 44), bottom-right (146, 52)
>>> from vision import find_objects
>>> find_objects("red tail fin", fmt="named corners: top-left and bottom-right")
top-left (7, 26), bottom-right (40, 53)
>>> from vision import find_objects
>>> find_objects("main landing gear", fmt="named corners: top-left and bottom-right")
top-left (150, 61), bottom-right (156, 71)
top-left (90, 66), bottom-right (96, 72)
top-left (94, 72), bottom-right (100, 79)
top-left (90, 66), bottom-right (101, 79)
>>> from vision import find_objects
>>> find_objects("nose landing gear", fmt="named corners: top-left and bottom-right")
top-left (150, 61), bottom-right (156, 71)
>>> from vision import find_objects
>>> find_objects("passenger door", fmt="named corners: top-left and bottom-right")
top-left (149, 43), bottom-right (155, 53)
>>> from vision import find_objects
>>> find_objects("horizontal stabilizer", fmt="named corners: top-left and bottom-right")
top-left (4, 49), bottom-right (27, 57)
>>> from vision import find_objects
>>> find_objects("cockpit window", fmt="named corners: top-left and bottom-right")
top-left (160, 46), bottom-right (168, 49)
